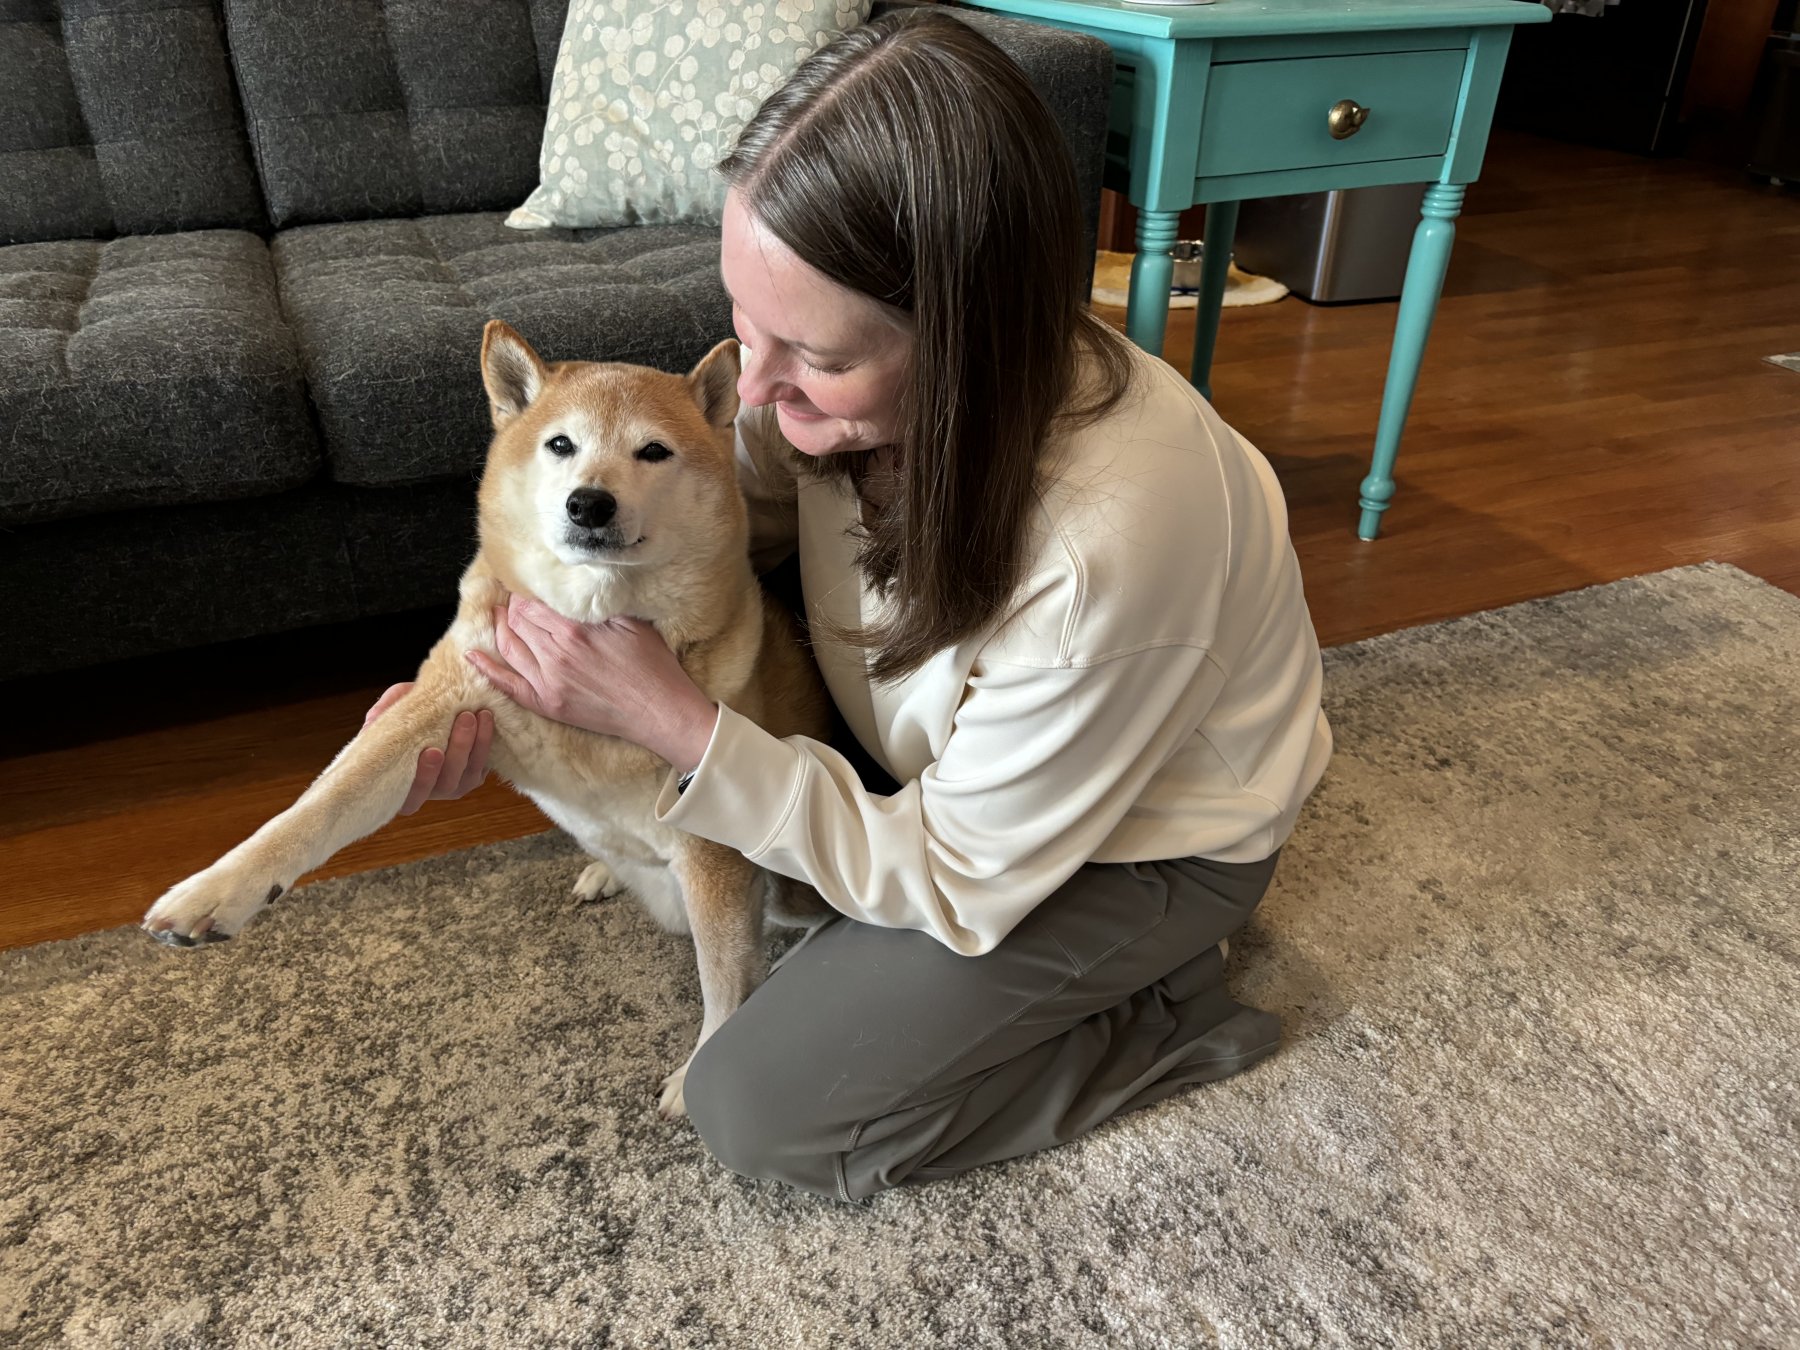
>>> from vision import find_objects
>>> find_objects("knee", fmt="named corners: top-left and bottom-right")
top-left (682, 1027), bottom-right (848, 1202)
top-left (680, 1031), bottom-right (752, 1169)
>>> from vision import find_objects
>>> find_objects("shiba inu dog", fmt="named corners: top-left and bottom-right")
top-left (142, 321), bottom-right (833, 1118)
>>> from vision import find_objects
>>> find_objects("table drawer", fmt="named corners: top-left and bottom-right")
top-left (1194, 50), bottom-right (1466, 180)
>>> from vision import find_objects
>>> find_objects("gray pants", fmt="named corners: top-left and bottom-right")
top-left (682, 849), bottom-right (1283, 1204)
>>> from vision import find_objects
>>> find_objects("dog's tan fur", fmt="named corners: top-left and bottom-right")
top-left (143, 321), bottom-right (831, 1117)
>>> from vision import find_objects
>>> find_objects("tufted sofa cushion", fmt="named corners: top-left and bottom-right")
top-left (0, 0), bottom-right (266, 246)
top-left (0, 231), bottom-right (320, 524)
top-left (225, 0), bottom-right (570, 228)
top-left (271, 212), bottom-right (729, 486)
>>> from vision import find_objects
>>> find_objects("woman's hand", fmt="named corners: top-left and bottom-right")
top-left (466, 594), bottom-right (719, 773)
top-left (363, 682), bottom-right (496, 814)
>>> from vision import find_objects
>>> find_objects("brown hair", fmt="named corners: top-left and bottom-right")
top-left (717, 6), bottom-right (1134, 683)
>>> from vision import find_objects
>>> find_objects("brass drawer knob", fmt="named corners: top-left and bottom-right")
top-left (1328, 99), bottom-right (1370, 140)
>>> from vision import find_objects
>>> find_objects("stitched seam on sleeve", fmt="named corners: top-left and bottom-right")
top-left (981, 637), bottom-right (1213, 670)
top-left (1211, 422), bottom-right (1235, 566)
top-left (1048, 513), bottom-right (1085, 665)
top-left (744, 743), bottom-right (806, 859)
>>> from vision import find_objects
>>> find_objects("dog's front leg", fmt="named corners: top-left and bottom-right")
top-left (142, 683), bottom-right (482, 946)
top-left (657, 840), bottom-right (766, 1120)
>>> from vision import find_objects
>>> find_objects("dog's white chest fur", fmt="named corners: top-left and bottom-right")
top-left (518, 757), bottom-right (689, 931)
top-left (442, 600), bottom-right (694, 933)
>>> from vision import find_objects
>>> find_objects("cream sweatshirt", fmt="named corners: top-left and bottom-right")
top-left (654, 341), bottom-right (1332, 956)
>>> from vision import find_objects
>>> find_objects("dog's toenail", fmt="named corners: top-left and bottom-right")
top-left (266, 884), bottom-right (284, 904)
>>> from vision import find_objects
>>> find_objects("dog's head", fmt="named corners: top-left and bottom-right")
top-left (474, 320), bottom-right (745, 575)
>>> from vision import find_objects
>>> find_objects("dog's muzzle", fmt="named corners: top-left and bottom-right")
top-left (566, 488), bottom-right (616, 529)
top-left (563, 487), bottom-right (639, 553)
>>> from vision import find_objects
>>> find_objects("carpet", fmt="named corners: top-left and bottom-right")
top-left (3, 563), bottom-right (1796, 1349)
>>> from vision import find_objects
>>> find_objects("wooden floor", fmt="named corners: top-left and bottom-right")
top-left (4, 132), bottom-right (1797, 953)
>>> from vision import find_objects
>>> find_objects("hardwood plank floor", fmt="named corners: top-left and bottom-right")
top-left (4, 131), bottom-right (1796, 952)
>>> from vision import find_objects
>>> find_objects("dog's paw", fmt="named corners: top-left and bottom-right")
top-left (142, 862), bottom-right (286, 948)
top-left (657, 1063), bottom-right (690, 1121)
top-left (572, 860), bottom-right (625, 904)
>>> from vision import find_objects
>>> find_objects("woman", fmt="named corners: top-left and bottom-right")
top-left (370, 9), bottom-right (1331, 1204)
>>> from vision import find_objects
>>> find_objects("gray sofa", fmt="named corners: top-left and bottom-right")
top-left (0, 0), bottom-right (1111, 681)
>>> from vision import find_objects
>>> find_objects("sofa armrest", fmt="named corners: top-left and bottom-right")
top-left (872, 1), bottom-right (1114, 278)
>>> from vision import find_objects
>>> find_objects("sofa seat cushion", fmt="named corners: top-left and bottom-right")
top-left (0, 231), bottom-right (321, 526)
top-left (271, 212), bottom-right (729, 487)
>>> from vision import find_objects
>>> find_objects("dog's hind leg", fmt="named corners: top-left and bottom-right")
top-left (656, 839), bottom-right (765, 1120)
top-left (764, 872), bottom-right (831, 929)
top-left (142, 682), bottom-right (486, 946)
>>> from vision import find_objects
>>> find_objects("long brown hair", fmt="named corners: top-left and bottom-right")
top-left (717, 7), bottom-right (1134, 683)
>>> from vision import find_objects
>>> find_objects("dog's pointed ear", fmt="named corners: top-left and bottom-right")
top-left (481, 320), bottom-right (548, 427)
top-left (686, 338), bottom-right (741, 431)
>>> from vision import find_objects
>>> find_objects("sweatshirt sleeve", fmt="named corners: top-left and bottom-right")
top-left (653, 642), bottom-right (1228, 956)
top-left (734, 400), bottom-right (800, 574)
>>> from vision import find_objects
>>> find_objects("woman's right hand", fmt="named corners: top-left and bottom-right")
top-left (364, 682), bottom-right (496, 815)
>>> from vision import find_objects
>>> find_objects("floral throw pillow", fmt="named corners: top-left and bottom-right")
top-left (509, 0), bottom-right (872, 231)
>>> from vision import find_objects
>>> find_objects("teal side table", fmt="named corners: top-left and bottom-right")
top-left (957, 0), bottom-right (1549, 539)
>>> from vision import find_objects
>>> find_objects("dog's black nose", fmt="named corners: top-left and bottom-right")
top-left (566, 488), bottom-right (617, 529)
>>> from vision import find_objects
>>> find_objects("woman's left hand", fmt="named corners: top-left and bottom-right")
top-left (466, 594), bottom-right (718, 773)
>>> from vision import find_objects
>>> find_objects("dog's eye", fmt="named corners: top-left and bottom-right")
top-left (545, 435), bottom-right (576, 457)
top-left (636, 442), bottom-right (674, 463)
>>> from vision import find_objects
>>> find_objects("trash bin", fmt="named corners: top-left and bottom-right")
top-left (1748, 35), bottom-right (1800, 183)
top-left (1231, 183), bottom-right (1429, 303)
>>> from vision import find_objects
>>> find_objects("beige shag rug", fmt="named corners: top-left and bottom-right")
top-left (3, 563), bottom-right (1797, 1348)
